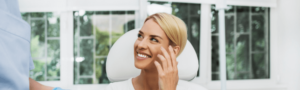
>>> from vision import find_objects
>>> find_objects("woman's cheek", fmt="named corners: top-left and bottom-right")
top-left (152, 46), bottom-right (161, 58)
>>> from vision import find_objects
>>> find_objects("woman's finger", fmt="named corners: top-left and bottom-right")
top-left (160, 47), bottom-right (172, 69)
top-left (157, 54), bottom-right (168, 70)
top-left (174, 49), bottom-right (179, 70)
top-left (168, 46), bottom-right (176, 68)
top-left (154, 61), bottom-right (164, 76)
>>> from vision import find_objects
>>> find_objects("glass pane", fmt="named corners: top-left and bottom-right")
top-left (189, 4), bottom-right (201, 15)
top-left (111, 11), bottom-right (126, 35)
top-left (252, 53), bottom-right (269, 79)
top-left (47, 12), bottom-right (60, 37)
top-left (74, 10), bottom-right (136, 84)
top-left (225, 5), bottom-right (234, 13)
top-left (95, 30), bottom-right (110, 56)
top-left (126, 11), bottom-right (135, 32)
top-left (211, 5), bottom-right (270, 80)
top-left (226, 54), bottom-right (235, 80)
top-left (95, 11), bottom-right (109, 15)
top-left (74, 11), bottom-right (79, 41)
top-left (211, 36), bottom-right (219, 73)
top-left (170, 2), bottom-right (201, 76)
top-left (80, 12), bottom-right (93, 36)
top-left (252, 7), bottom-right (267, 13)
top-left (235, 35), bottom-right (250, 79)
top-left (111, 11), bottom-right (126, 46)
top-left (212, 39), bottom-right (236, 80)
top-left (23, 12), bottom-right (61, 81)
top-left (236, 6), bottom-right (250, 33)
top-left (80, 39), bottom-right (94, 76)
top-left (211, 5), bottom-right (218, 34)
top-left (212, 74), bottom-right (219, 80)
top-left (21, 13), bottom-right (29, 21)
top-left (30, 60), bottom-right (45, 81)
top-left (30, 12), bottom-right (45, 18)
top-left (150, 1), bottom-right (168, 5)
top-left (95, 58), bottom-right (110, 84)
top-left (85, 11), bottom-right (94, 16)
top-left (31, 20), bottom-right (46, 58)
top-left (94, 12), bottom-right (110, 56)
top-left (47, 40), bottom-right (60, 79)
top-left (47, 78), bottom-right (59, 81)
top-left (225, 15), bottom-right (234, 53)
top-left (79, 78), bottom-right (93, 84)
top-left (171, 3), bottom-right (188, 20)
top-left (252, 15), bottom-right (265, 52)
top-left (111, 36), bottom-right (122, 46)
top-left (190, 17), bottom-right (200, 59)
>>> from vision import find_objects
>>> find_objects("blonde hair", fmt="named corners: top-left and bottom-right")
top-left (144, 13), bottom-right (187, 56)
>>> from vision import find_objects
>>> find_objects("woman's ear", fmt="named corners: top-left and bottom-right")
top-left (173, 46), bottom-right (180, 56)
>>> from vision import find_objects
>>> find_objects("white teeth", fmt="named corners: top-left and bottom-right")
top-left (138, 53), bottom-right (148, 58)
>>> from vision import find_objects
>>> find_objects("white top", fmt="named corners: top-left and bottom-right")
top-left (106, 78), bottom-right (208, 90)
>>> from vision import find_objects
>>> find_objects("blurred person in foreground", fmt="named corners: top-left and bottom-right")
top-left (0, 0), bottom-right (63, 90)
top-left (106, 13), bottom-right (189, 90)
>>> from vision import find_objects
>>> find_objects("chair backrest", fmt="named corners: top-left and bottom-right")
top-left (106, 29), bottom-right (199, 82)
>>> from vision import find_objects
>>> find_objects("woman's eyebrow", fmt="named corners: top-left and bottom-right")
top-left (139, 31), bottom-right (143, 34)
top-left (150, 35), bottom-right (163, 40)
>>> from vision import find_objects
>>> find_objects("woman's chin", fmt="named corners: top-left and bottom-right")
top-left (134, 58), bottom-right (155, 69)
top-left (134, 62), bottom-right (146, 69)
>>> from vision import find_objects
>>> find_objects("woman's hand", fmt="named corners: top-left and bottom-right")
top-left (154, 46), bottom-right (179, 90)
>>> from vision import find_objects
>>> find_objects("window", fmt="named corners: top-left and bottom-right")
top-left (211, 5), bottom-right (270, 80)
top-left (73, 11), bottom-right (136, 84)
top-left (149, 1), bottom-right (201, 76)
top-left (18, 0), bottom-right (281, 90)
top-left (21, 12), bottom-right (61, 81)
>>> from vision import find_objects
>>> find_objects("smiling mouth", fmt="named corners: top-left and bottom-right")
top-left (137, 52), bottom-right (152, 58)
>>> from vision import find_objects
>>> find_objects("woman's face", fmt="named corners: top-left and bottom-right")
top-left (134, 19), bottom-right (170, 70)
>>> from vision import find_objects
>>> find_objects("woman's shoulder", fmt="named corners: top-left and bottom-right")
top-left (106, 78), bottom-right (135, 90)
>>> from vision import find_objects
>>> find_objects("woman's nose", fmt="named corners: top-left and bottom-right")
top-left (137, 39), bottom-right (148, 49)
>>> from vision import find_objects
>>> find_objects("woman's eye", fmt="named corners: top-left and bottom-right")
top-left (150, 38), bottom-right (158, 42)
top-left (138, 34), bottom-right (143, 38)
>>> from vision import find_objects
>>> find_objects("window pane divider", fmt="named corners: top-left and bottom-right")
top-left (79, 76), bottom-right (94, 78)
top-left (44, 13), bottom-right (48, 81)
top-left (249, 6), bottom-right (253, 79)
top-left (47, 37), bottom-right (60, 40)
top-left (79, 36), bottom-right (94, 39)
top-left (252, 13), bottom-right (265, 16)
top-left (95, 56), bottom-right (107, 58)
top-left (30, 18), bottom-right (45, 20)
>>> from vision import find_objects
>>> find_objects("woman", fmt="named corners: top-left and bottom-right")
top-left (107, 13), bottom-right (187, 90)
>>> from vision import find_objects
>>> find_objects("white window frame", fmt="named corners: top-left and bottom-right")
top-left (20, 0), bottom-right (141, 90)
top-left (149, 0), bottom-right (284, 90)
top-left (19, 0), bottom-right (285, 90)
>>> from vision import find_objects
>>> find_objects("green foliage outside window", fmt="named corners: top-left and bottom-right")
top-left (211, 5), bottom-right (270, 80)
top-left (22, 12), bottom-right (60, 81)
top-left (73, 11), bottom-right (135, 84)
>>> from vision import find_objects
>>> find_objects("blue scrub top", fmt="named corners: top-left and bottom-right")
top-left (0, 0), bottom-right (35, 90)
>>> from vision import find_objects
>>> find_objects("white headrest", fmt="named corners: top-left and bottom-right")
top-left (106, 29), bottom-right (199, 82)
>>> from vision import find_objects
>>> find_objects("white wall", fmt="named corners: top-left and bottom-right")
top-left (276, 0), bottom-right (300, 90)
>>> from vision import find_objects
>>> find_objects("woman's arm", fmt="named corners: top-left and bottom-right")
top-left (29, 78), bottom-right (54, 90)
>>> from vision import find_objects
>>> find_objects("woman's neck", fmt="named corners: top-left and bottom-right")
top-left (133, 68), bottom-right (159, 90)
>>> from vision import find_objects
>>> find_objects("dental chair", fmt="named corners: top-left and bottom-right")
top-left (106, 29), bottom-right (207, 90)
